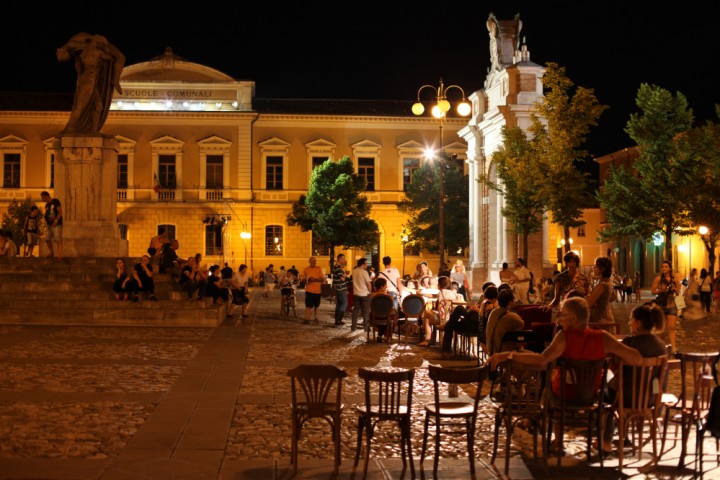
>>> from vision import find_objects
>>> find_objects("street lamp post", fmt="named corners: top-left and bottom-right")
top-left (412, 78), bottom-right (471, 269)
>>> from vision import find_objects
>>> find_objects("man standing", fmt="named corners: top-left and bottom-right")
top-left (379, 256), bottom-right (403, 310)
top-left (40, 191), bottom-right (63, 259)
top-left (351, 258), bottom-right (372, 332)
top-left (303, 257), bottom-right (323, 324)
top-left (513, 257), bottom-right (531, 304)
top-left (332, 254), bottom-right (348, 326)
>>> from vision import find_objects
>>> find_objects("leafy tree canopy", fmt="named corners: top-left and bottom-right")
top-left (286, 156), bottom-right (379, 264)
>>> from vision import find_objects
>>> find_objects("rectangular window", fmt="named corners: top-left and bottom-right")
top-left (358, 157), bottom-right (375, 191)
top-left (159, 154), bottom-right (176, 188)
top-left (3, 153), bottom-right (20, 188)
top-left (117, 154), bottom-right (128, 189)
top-left (266, 156), bottom-right (283, 190)
top-left (312, 230), bottom-right (329, 256)
top-left (205, 225), bottom-right (223, 256)
top-left (206, 154), bottom-right (223, 189)
top-left (158, 224), bottom-right (176, 240)
top-left (403, 158), bottom-right (420, 191)
top-left (312, 156), bottom-right (327, 170)
top-left (265, 225), bottom-right (283, 256)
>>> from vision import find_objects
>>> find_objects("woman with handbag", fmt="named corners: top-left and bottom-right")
top-left (651, 260), bottom-right (681, 354)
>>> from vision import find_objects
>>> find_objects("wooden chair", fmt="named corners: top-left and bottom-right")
top-left (368, 293), bottom-right (394, 343)
top-left (354, 367), bottom-right (415, 479)
top-left (491, 359), bottom-right (550, 475)
top-left (287, 364), bottom-right (347, 474)
top-left (421, 364), bottom-right (489, 477)
top-left (660, 351), bottom-right (720, 468)
top-left (610, 355), bottom-right (668, 469)
top-left (696, 385), bottom-right (720, 478)
top-left (399, 293), bottom-right (425, 345)
top-left (546, 356), bottom-right (612, 467)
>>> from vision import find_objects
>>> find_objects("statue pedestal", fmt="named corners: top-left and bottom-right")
top-left (52, 136), bottom-right (128, 258)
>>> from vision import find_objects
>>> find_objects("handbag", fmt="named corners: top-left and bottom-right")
top-left (674, 294), bottom-right (686, 310)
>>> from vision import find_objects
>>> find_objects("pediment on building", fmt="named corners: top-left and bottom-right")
top-left (198, 135), bottom-right (231, 146)
top-left (259, 137), bottom-right (291, 148)
top-left (0, 135), bottom-right (27, 146)
top-left (306, 139), bottom-right (337, 149)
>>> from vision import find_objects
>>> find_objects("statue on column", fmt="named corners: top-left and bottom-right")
top-left (57, 33), bottom-right (125, 136)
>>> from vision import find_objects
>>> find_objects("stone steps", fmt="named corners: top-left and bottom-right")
top-left (0, 257), bottom-right (225, 327)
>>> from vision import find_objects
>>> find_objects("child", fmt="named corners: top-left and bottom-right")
top-left (22, 206), bottom-right (40, 257)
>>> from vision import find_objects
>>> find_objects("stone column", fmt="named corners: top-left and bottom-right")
top-left (52, 135), bottom-right (128, 257)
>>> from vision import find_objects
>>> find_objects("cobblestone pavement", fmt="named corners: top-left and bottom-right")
top-left (0, 290), bottom-right (714, 479)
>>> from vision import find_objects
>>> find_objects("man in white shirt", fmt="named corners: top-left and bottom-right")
top-left (378, 256), bottom-right (403, 310)
top-left (513, 257), bottom-right (531, 304)
top-left (351, 258), bottom-right (372, 332)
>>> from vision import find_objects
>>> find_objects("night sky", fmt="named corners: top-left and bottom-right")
top-left (3, 1), bottom-right (719, 158)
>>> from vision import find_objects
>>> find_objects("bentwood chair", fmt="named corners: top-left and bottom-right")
top-left (354, 367), bottom-right (415, 479)
top-left (421, 364), bottom-right (489, 477)
top-left (491, 359), bottom-right (550, 475)
top-left (546, 356), bottom-right (612, 467)
top-left (399, 293), bottom-right (425, 345)
top-left (661, 351), bottom-right (720, 468)
top-left (368, 294), bottom-right (394, 343)
top-left (610, 355), bottom-right (668, 469)
top-left (287, 364), bottom-right (347, 474)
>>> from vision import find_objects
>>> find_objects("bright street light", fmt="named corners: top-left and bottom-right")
top-left (412, 78), bottom-right (471, 269)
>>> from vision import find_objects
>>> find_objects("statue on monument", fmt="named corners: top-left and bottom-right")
top-left (57, 33), bottom-right (125, 136)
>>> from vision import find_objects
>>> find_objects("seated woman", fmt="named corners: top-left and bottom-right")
top-left (206, 265), bottom-right (229, 304)
top-left (112, 258), bottom-right (133, 300)
top-left (418, 276), bottom-right (461, 346)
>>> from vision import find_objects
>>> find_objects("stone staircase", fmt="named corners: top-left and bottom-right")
top-left (0, 257), bottom-right (225, 327)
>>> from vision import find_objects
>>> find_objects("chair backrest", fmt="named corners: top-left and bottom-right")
top-left (287, 364), bottom-right (347, 415)
top-left (499, 329), bottom-right (544, 354)
top-left (677, 351), bottom-right (720, 416)
top-left (358, 367), bottom-right (414, 418)
top-left (427, 364), bottom-right (489, 412)
top-left (615, 355), bottom-right (668, 412)
top-left (500, 359), bottom-right (549, 416)
top-left (370, 294), bottom-right (394, 319)
top-left (553, 356), bottom-right (611, 404)
top-left (401, 294), bottom-right (425, 319)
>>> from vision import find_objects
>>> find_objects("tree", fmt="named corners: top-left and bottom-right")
top-left (598, 84), bottom-right (699, 263)
top-left (286, 156), bottom-right (379, 266)
top-left (397, 156), bottom-right (469, 259)
top-left (478, 125), bottom-right (545, 263)
top-left (1, 197), bottom-right (38, 251)
top-left (533, 63), bottom-right (607, 250)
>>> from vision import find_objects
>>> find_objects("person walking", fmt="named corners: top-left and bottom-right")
top-left (303, 257), bottom-right (323, 324)
top-left (41, 191), bottom-right (63, 259)
top-left (651, 260), bottom-right (681, 354)
top-left (332, 254), bottom-right (348, 326)
top-left (351, 258), bottom-right (372, 332)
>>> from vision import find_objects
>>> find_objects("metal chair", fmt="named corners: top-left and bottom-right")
top-left (661, 351), bottom-right (720, 468)
top-left (421, 364), bottom-right (489, 477)
top-left (610, 355), bottom-right (668, 469)
top-left (546, 356), bottom-right (612, 467)
top-left (491, 359), bottom-right (550, 475)
top-left (354, 367), bottom-right (415, 479)
top-left (399, 293), bottom-right (425, 345)
top-left (287, 364), bottom-right (347, 474)
top-left (368, 293), bottom-right (394, 343)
